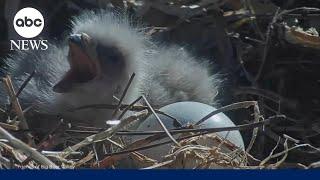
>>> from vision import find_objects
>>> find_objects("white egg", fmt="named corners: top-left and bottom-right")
top-left (134, 101), bottom-right (245, 161)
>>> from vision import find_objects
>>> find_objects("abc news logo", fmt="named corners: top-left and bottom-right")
top-left (10, 7), bottom-right (48, 51)
top-left (15, 16), bottom-right (43, 27)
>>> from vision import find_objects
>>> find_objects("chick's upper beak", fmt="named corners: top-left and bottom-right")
top-left (68, 34), bottom-right (84, 48)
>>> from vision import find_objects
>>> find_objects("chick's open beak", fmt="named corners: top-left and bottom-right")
top-left (53, 33), bottom-right (99, 93)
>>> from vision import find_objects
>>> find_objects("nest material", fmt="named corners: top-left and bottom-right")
top-left (0, 75), bottom-right (303, 169)
top-left (160, 134), bottom-right (246, 169)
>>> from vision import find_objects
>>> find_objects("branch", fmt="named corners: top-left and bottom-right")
top-left (62, 110), bottom-right (148, 158)
top-left (0, 126), bottom-right (59, 169)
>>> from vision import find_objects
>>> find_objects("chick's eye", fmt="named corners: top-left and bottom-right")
top-left (96, 44), bottom-right (123, 64)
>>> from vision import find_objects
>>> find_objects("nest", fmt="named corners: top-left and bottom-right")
top-left (0, 74), bottom-right (314, 169)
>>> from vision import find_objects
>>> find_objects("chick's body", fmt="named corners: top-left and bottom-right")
top-left (0, 10), bottom-right (221, 128)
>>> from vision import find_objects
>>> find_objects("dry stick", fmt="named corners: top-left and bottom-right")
top-left (61, 110), bottom-right (148, 158)
top-left (0, 107), bottom-right (6, 113)
top-left (142, 96), bottom-right (180, 146)
top-left (235, 39), bottom-right (256, 85)
top-left (269, 140), bottom-right (289, 168)
top-left (118, 96), bottom-right (142, 119)
top-left (256, 98), bottom-right (265, 158)
top-left (234, 87), bottom-right (292, 104)
top-left (246, 101), bottom-right (261, 153)
top-left (93, 138), bottom-right (156, 168)
top-left (2, 76), bottom-right (28, 128)
top-left (67, 115), bottom-right (281, 136)
top-left (104, 118), bottom-right (273, 157)
top-left (0, 155), bottom-right (12, 169)
top-left (121, 120), bottom-right (267, 135)
top-left (71, 103), bottom-right (182, 126)
top-left (142, 160), bottom-right (174, 169)
top-left (2, 76), bottom-right (35, 146)
top-left (105, 118), bottom-right (281, 167)
top-left (254, 7), bottom-right (280, 82)
top-left (15, 70), bottom-right (35, 97)
top-left (0, 144), bottom-right (14, 168)
top-left (260, 137), bottom-right (281, 166)
top-left (115, 115), bottom-right (281, 136)
top-left (0, 126), bottom-right (59, 168)
top-left (183, 100), bottom-right (261, 153)
top-left (0, 122), bottom-right (19, 131)
top-left (68, 103), bottom-right (279, 137)
top-left (263, 128), bottom-right (320, 157)
top-left (92, 143), bottom-right (100, 167)
top-left (309, 161), bottom-right (320, 168)
top-left (235, 87), bottom-right (298, 119)
top-left (278, 7), bottom-right (320, 17)
top-left (22, 119), bottom-right (65, 165)
top-left (195, 101), bottom-right (257, 125)
top-left (260, 140), bottom-right (310, 167)
top-left (112, 73), bottom-right (135, 118)
top-left (71, 104), bottom-right (139, 111)
top-left (244, 0), bottom-right (266, 41)
top-left (244, 10), bottom-right (320, 18)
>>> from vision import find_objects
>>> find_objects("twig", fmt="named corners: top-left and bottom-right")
top-left (61, 110), bottom-right (148, 158)
top-left (270, 139), bottom-right (289, 168)
top-left (67, 116), bottom-right (278, 136)
top-left (308, 161), bottom-right (320, 168)
top-left (118, 96), bottom-right (142, 119)
top-left (75, 151), bottom-right (94, 167)
top-left (234, 87), bottom-right (296, 105)
top-left (70, 103), bottom-right (182, 126)
top-left (116, 117), bottom-right (275, 136)
top-left (22, 119), bottom-right (65, 165)
top-left (68, 104), bottom-right (182, 126)
top-left (195, 101), bottom-right (257, 125)
top-left (142, 160), bottom-right (174, 169)
top-left (104, 117), bottom-right (275, 157)
top-left (15, 70), bottom-right (35, 97)
top-left (142, 96), bottom-right (180, 146)
top-left (244, 0), bottom-right (266, 41)
top-left (0, 122), bottom-right (19, 131)
top-left (0, 155), bottom-right (12, 169)
top-left (260, 139), bottom-right (308, 167)
top-left (278, 7), bottom-right (320, 17)
top-left (246, 101), bottom-right (261, 153)
top-left (254, 7), bottom-right (280, 82)
top-left (112, 73), bottom-right (135, 118)
top-left (0, 126), bottom-right (59, 168)
top-left (259, 137), bottom-right (281, 166)
top-left (92, 143), bottom-right (100, 167)
top-left (2, 76), bottom-right (34, 146)
top-left (92, 138), bottom-right (157, 168)
top-left (2, 76), bottom-right (28, 129)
